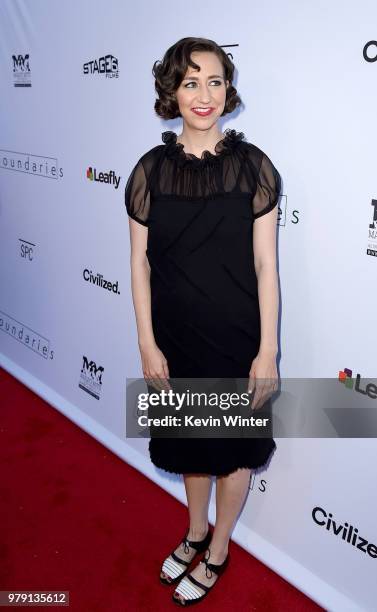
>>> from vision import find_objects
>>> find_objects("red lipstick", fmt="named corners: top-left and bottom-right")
top-left (191, 107), bottom-right (214, 117)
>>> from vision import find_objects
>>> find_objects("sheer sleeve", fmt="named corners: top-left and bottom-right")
top-left (252, 152), bottom-right (282, 219)
top-left (124, 157), bottom-right (151, 227)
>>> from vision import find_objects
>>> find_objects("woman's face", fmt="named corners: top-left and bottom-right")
top-left (175, 51), bottom-right (229, 130)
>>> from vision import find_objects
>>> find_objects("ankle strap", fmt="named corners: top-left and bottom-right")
top-left (202, 549), bottom-right (229, 578)
top-left (182, 528), bottom-right (210, 553)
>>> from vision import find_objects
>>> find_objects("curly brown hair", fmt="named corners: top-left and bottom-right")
top-left (152, 37), bottom-right (242, 120)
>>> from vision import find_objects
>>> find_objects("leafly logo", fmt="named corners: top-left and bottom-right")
top-left (83, 55), bottom-right (119, 78)
top-left (338, 367), bottom-right (354, 389)
top-left (367, 198), bottom-right (377, 257)
top-left (12, 54), bottom-right (31, 87)
top-left (87, 166), bottom-right (120, 189)
top-left (339, 368), bottom-right (377, 399)
top-left (79, 355), bottom-right (104, 400)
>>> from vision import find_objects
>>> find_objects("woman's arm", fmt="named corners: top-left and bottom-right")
top-left (128, 218), bottom-right (170, 390)
top-left (128, 218), bottom-right (154, 348)
top-left (253, 204), bottom-right (279, 357)
top-left (248, 205), bottom-right (279, 408)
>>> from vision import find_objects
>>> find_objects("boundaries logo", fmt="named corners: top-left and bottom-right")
top-left (0, 150), bottom-right (63, 178)
top-left (86, 166), bottom-right (120, 189)
top-left (12, 53), bottom-right (31, 87)
top-left (338, 367), bottom-right (354, 389)
top-left (83, 55), bottom-right (119, 78)
top-left (367, 198), bottom-right (377, 257)
top-left (0, 309), bottom-right (54, 360)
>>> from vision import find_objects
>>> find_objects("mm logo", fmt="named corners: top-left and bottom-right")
top-left (12, 54), bottom-right (30, 72)
top-left (79, 355), bottom-right (104, 400)
top-left (339, 368), bottom-right (354, 389)
top-left (81, 356), bottom-right (104, 384)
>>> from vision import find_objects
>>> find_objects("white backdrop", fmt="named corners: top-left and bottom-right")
top-left (1, 1), bottom-right (376, 610)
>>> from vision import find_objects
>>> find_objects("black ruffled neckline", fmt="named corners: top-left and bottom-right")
top-left (161, 128), bottom-right (245, 169)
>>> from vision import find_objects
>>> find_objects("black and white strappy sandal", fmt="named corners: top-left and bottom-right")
top-left (160, 528), bottom-right (212, 586)
top-left (172, 547), bottom-right (230, 606)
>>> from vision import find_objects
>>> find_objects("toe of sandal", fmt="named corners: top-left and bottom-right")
top-left (160, 528), bottom-right (212, 586)
top-left (160, 551), bottom-right (190, 585)
top-left (172, 549), bottom-right (230, 606)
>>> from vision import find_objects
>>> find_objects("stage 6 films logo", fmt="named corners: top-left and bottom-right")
top-left (83, 55), bottom-right (119, 78)
top-left (12, 53), bottom-right (31, 87)
top-left (79, 355), bottom-right (104, 400)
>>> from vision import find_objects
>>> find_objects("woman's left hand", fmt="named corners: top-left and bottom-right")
top-left (248, 350), bottom-right (279, 411)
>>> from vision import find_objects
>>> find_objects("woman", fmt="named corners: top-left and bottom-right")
top-left (125, 37), bottom-right (281, 606)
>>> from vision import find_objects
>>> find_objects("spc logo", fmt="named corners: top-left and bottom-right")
top-left (19, 238), bottom-right (35, 261)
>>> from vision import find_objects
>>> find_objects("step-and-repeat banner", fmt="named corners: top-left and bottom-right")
top-left (1, 1), bottom-right (376, 610)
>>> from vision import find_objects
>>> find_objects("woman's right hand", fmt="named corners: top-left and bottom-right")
top-left (140, 341), bottom-right (172, 391)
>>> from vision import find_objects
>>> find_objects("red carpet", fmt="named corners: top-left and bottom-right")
top-left (0, 367), bottom-right (323, 611)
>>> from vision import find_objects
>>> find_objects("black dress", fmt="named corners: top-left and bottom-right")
top-left (125, 129), bottom-right (282, 476)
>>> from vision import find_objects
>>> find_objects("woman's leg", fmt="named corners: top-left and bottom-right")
top-left (184, 473), bottom-right (212, 539)
top-left (160, 473), bottom-right (211, 581)
top-left (173, 467), bottom-right (251, 601)
top-left (210, 467), bottom-right (251, 559)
